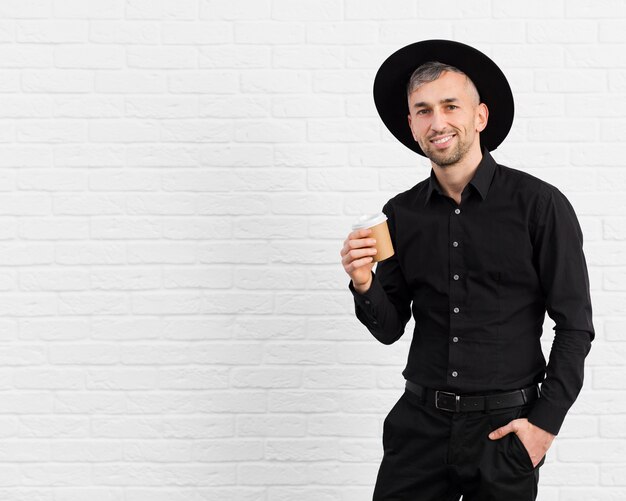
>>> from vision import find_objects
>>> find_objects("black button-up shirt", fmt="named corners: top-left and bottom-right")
top-left (349, 150), bottom-right (594, 435)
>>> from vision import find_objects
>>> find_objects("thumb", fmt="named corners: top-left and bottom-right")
top-left (489, 421), bottom-right (516, 441)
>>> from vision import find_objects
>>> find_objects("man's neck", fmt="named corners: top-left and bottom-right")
top-left (431, 145), bottom-right (483, 205)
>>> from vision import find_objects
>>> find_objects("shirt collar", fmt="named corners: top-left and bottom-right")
top-left (425, 148), bottom-right (497, 206)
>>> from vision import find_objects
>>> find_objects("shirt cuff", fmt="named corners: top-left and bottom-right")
top-left (527, 398), bottom-right (567, 436)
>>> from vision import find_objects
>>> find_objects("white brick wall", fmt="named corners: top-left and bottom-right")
top-left (0, 1), bottom-right (622, 499)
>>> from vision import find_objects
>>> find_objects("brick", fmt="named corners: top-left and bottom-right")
top-left (233, 218), bottom-right (305, 239)
top-left (453, 21), bottom-right (524, 42)
top-left (304, 368), bottom-right (376, 389)
top-left (18, 169), bottom-right (86, 191)
top-left (162, 119), bottom-right (232, 142)
top-left (169, 70), bottom-right (238, 93)
top-left (199, 45), bottom-right (270, 69)
top-left (95, 70), bottom-right (166, 93)
top-left (0, 0), bottom-right (52, 18)
top-left (91, 268), bottom-right (161, 290)
top-left (90, 217), bottom-right (162, 240)
top-left (567, 0), bottom-right (626, 17)
top-left (18, 120), bottom-right (86, 143)
top-left (127, 243), bottom-right (196, 264)
top-left (275, 144), bottom-right (347, 167)
top-left (166, 169), bottom-right (304, 192)
top-left (124, 96), bottom-right (198, 119)
top-left (126, 195), bottom-right (196, 215)
top-left (567, 46), bottom-right (626, 68)
top-left (58, 292), bottom-right (128, 315)
top-left (92, 318), bottom-right (162, 340)
top-left (89, 21), bottom-right (160, 44)
top-left (52, 192), bottom-right (126, 216)
top-left (307, 22), bottom-right (378, 44)
top-left (127, 47), bottom-right (196, 69)
top-left (55, 243), bottom-right (126, 264)
top-left (89, 120), bottom-right (159, 143)
top-left (87, 369), bottom-right (157, 390)
top-left (200, 0), bottom-right (270, 20)
top-left (54, 144), bottom-right (124, 166)
top-left (235, 120), bottom-right (305, 143)
top-left (53, 0), bottom-right (124, 19)
top-left (163, 217), bottom-right (233, 239)
top-left (492, 45), bottom-right (563, 69)
top-left (88, 169), bottom-right (160, 191)
top-left (528, 119), bottom-right (596, 142)
top-left (0, 96), bottom-right (53, 118)
top-left (20, 319), bottom-right (90, 341)
top-left (494, 0), bottom-right (563, 17)
top-left (535, 70), bottom-right (607, 92)
top-left (162, 21), bottom-right (232, 44)
top-left (17, 20), bottom-right (86, 42)
top-left (54, 45), bottom-right (124, 69)
top-left (272, 96), bottom-right (344, 118)
top-left (312, 70), bottom-right (372, 93)
top-left (54, 96), bottom-right (124, 118)
top-left (528, 21), bottom-right (597, 43)
top-left (54, 392), bottom-right (125, 414)
top-left (241, 70), bottom-right (311, 94)
top-left (274, 46), bottom-right (344, 69)
top-left (124, 440), bottom-right (192, 462)
top-left (19, 217), bottom-right (89, 239)
top-left (158, 368), bottom-right (229, 389)
top-left (193, 439), bottom-right (264, 462)
top-left (234, 21), bottom-right (304, 44)
top-left (0, 244), bottom-right (53, 265)
top-left (234, 317), bottom-right (306, 340)
top-left (52, 440), bottom-right (122, 461)
top-left (201, 145), bottom-right (272, 166)
top-left (91, 417), bottom-right (162, 438)
top-left (600, 20), bottom-right (626, 42)
top-left (345, 0), bottom-right (415, 19)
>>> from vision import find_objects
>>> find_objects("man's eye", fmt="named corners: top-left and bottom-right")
top-left (447, 105), bottom-right (458, 110)
top-left (416, 109), bottom-right (429, 115)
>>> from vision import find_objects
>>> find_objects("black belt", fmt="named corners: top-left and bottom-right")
top-left (405, 380), bottom-right (540, 413)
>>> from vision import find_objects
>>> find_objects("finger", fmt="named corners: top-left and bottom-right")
top-left (342, 247), bottom-right (376, 263)
top-left (348, 237), bottom-right (377, 250)
top-left (347, 256), bottom-right (375, 271)
top-left (349, 228), bottom-right (372, 240)
top-left (489, 422), bottom-right (515, 440)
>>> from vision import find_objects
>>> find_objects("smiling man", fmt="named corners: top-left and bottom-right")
top-left (340, 40), bottom-right (594, 500)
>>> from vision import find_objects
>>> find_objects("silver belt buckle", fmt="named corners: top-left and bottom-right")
top-left (435, 391), bottom-right (461, 412)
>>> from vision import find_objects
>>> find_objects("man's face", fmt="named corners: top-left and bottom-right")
top-left (407, 71), bottom-right (488, 167)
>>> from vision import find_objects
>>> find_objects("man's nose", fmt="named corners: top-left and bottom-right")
top-left (429, 109), bottom-right (449, 133)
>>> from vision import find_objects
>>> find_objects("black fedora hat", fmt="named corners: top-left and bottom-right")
top-left (373, 39), bottom-right (514, 157)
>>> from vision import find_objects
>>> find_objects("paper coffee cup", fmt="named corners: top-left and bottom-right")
top-left (352, 213), bottom-right (395, 262)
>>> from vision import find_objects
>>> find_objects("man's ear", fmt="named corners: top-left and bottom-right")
top-left (476, 103), bottom-right (489, 133)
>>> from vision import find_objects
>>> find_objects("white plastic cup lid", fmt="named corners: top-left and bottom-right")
top-left (352, 212), bottom-right (387, 230)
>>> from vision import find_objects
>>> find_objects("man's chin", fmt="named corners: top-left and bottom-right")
top-left (425, 149), bottom-right (461, 168)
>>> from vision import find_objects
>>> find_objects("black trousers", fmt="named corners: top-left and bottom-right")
top-left (373, 389), bottom-right (545, 501)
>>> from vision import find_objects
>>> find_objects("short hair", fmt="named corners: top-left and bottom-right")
top-left (406, 61), bottom-right (480, 104)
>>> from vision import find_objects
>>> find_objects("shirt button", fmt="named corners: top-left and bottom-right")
top-left (454, 208), bottom-right (461, 215)
top-left (452, 337), bottom-right (459, 343)
top-left (372, 320), bottom-right (378, 325)
top-left (452, 371), bottom-right (458, 377)
top-left (452, 241), bottom-right (459, 248)
top-left (453, 307), bottom-right (460, 313)
top-left (364, 300), bottom-right (370, 305)
top-left (453, 274), bottom-right (459, 281)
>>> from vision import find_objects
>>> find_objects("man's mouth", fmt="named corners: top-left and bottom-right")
top-left (430, 134), bottom-right (455, 145)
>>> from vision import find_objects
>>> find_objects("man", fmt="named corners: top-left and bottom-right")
top-left (340, 40), bottom-right (594, 500)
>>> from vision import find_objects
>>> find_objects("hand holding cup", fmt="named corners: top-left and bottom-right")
top-left (341, 213), bottom-right (395, 294)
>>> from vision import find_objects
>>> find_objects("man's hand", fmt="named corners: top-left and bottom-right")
top-left (340, 228), bottom-right (377, 293)
top-left (489, 418), bottom-right (555, 468)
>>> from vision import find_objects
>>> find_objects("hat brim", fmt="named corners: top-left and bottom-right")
top-left (373, 39), bottom-right (514, 157)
